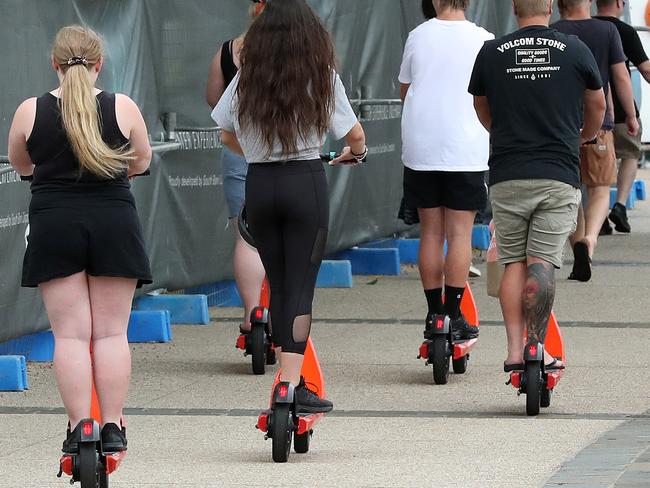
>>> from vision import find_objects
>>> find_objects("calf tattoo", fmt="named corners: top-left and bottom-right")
top-left (523, 263), bottom-right (556, 344)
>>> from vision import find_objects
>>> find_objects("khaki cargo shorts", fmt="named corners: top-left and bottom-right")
top-left (614, 120), bottom-right (643, 161)
top-left (490, 179), bottom-right (580, 269)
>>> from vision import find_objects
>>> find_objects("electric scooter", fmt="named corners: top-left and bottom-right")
top-left (256, 339), bottom-right (327, 463)
top-left (57, 419), bottom-right (127, 487)
top-left (417, 283), bottom-right (480, 384)
top-left (507, 312), bottom-right (565, 416)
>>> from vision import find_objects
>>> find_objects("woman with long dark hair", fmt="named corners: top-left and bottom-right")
top-left (212, 0), bottom-right (366, 413)
top-left (8, 25), bottom-right (152, 452)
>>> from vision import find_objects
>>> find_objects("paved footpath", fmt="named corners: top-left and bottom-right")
top-left (1, 171), bottom-right (649, 487)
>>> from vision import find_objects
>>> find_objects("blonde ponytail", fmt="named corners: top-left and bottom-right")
top-left (53, 26), bottom-right (133, 179)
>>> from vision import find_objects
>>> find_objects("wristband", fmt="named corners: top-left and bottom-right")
top-left (351, 145), bottom-right (368, 162)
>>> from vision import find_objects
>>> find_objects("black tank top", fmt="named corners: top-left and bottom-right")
top-left (27, 91), bottom-right (130, 193)
top-left (220, 40), bottom-right (239, 86)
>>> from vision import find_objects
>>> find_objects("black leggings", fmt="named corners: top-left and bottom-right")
top-left (246, 159), bottom-right (328, 355)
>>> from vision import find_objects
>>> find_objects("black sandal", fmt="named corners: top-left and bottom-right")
top-left (503, 362), bottom-right (525, 373)
top-left (545, 358), bottom-right (566, 370)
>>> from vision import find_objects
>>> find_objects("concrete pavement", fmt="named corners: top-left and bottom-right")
top-left (1, 170), bottom-right (649, 487)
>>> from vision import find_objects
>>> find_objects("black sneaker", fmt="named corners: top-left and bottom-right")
top-left (101, 423), bottom-right (127, 453)
top-left (295, 377), bottom-right (333, 414)
top-left (609, 203), bottom-right (631, 233)
top-left (451, 316), bottom-right (479, 341)
top-left (599, 218), bottom-right (614, 236)
top-left (62, 422), bottom-right (81, 454)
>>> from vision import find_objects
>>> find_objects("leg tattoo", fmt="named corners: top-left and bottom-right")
top-left (523, 263), bottom-right (556, 344)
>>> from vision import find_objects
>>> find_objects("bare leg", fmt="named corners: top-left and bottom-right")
top-left (523, 258), bottom-right (556, 344)
top-left (616, 158), bottom-right (638, 205)
top-left (231, 218), bottom-right (266, 331)
top-left (417, 208), bottom-right (445, 290)
top-left (40, 272), bottom-right (93, 429)
top-left (499, 262), bottom-right (527, 365)
top-left (583, 185), bottom-right (610, 256)
top-left (444, 209), bottom-right (476, 287)
top-left (279, 352), bottom-right (303, 386)
top-left (88, 276), bottom-right (137, 427)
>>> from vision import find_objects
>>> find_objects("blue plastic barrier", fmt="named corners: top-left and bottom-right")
top-left (610, 188), bottom-right (636, 209)
top-left (127, 310), bottom-right (172, 343)
top-left (332, 248), bottom-right (401, 275)
top-left (0, 356), bottom-right (28, 391)
top-left (133, 294), bottom-right (210, 325)
top-left (472, 225), bottom-right (491, 250)
top-left (0, 331), bottom-right (55, 362)
top-left (635, 180), bottom-right (647, 201)
top-left (316, 260), bottom-right (353, 288)
top-left (361, 239), bottom-right (420, 265)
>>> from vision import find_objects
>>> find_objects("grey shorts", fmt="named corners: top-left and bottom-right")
top-left (490, 179), bottom-right (580, 269)
top-left (222, 147), bottom-right (248, 219)
top-left (614, 120), bottom-right (643, 161)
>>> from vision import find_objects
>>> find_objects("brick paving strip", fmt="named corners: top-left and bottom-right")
top-left (544, 409), bottom-right (650, 487)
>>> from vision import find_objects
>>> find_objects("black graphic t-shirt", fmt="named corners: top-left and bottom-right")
top-left (468, 25), bottom-right (603, 188)
top-left (594, 16), bottom-right (648, 123)
top-left (552, 19), bottom-right (626, 129)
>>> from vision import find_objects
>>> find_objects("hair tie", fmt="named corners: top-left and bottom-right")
top-left (67, 56), bottom-right (88, 67)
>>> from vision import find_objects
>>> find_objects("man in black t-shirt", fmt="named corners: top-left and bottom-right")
top-left (553, 0), bottom-right (639, 283)
top-left (595, 0), bottom-right (650, 233)
top-left (468, 0), bottom-right (606, 371)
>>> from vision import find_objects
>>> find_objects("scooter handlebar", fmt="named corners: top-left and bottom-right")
top-left (319, 152), bottom-right (367, 165)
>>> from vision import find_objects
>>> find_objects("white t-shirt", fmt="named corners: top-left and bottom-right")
top-left (212, 72), bottom-right (358, 163)
top-left (399, 19), bottom-right (494, 172)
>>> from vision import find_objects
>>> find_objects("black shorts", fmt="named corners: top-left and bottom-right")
top-left (22, 189), bottom-right (153, 288)
top-left (403, 167), bottom-right (487, 211)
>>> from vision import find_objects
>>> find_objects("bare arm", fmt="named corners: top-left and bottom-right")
top-left (581, 88), bottom-right (607, 144)
top-left (7, 98), bottom-right (37, 176)
top-left (611, 62), bottom-right (640, 136)
top-left (331, 122), bottom-right (366, 166)
top-left (220, 129), bottom-right (244, 156)
top-left (473, 96), bottom-right (492, 132)
top-left (206, 47), bottom-right (226, 109)
top-left (606, 84), bottom-right (615, 125)
top-left (400, 83), bottom-right (410, 102)
top-left (636, 60), bottom-right (650, 85)
top-left (115, 94), bottom-right (152, 176)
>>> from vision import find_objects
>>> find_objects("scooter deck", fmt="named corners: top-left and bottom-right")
top-left (509, 369), bottom-right (563, 390)
top-left (59, 451), bottom-right (127, 477)
top-left (257, 411), bottom-right (324, 436)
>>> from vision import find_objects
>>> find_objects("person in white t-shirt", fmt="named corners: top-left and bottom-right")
top-left (399, 0), bottom-right (493, 340)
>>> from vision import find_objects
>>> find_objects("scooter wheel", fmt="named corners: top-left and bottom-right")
top-left (251, 324), bottom-right (266, 375)
top-left (525, 362), bottom-right (541, 416)
top-left (452, 355), bottom-right (468, 374)
top-left (78, 443), bottom-right (99, 488)
top-left (541, 387), bottom-right (552, 408)
top-left (431, 336), bottom-right (450, 385)
top-left (294, 430), bottom-right (311, 454)
top-left (271, 404), bottom-right (293, 463)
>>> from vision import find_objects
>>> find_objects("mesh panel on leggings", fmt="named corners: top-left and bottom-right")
top-left (292, 314), bottom-right (312, 344)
